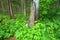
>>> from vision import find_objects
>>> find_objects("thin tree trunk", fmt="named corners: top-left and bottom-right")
top-left (1, 0), bottom-right (5, 13)
top-left (8, 0), bottom-right (13, 18)
top-left (21, 0), bottom-right (24, 13)
top-left (24, 0), bottom-right (26, 17)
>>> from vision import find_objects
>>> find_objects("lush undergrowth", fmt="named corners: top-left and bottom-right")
top-left (0, 14), bottom-right (60, 40)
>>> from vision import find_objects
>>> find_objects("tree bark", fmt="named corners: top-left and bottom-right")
top-left (28, 0), bottom-right (40, 27)
top-left (24, 0), bottom-right (26, 17)
top-left (28, 1), bottom-right (35, 27)
top-left (32, 0), bottom-right (39, 20)
top-left (8, 0), bottom-right (13, 18)
top-left (21, 0), bottom-right (24, 13)
top-left (1, 0), bottom-right (5, 13)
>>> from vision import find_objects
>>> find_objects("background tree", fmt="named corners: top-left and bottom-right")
top-left (23, 0), bottom-right (26, 17)
top-left (1, 0), bottom-right (5, 13)
top-left (8, 0), bottom-right (13, 18)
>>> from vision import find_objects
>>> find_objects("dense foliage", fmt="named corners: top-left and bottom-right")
top-left (0, 0), bottom-right (60, 40)
top-left (40, 0), bottom-right (60, 14)
top-left (0, 14), bottom-right (60, 40)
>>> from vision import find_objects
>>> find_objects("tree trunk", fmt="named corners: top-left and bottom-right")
top-left (33, 0), bottom-right (40, 20)
top-left (1, 0), bottom-right (5, 13)
top-left (21, 0), bottom-right (24, 13)
top-left (27, 0), bottom-right (40, 27)
top-left (24, 0), bottom-right (26, 17)
top-left (28, 1), bottom-right (35, 27)
top-left (8, 0), bottom-right (13, 18)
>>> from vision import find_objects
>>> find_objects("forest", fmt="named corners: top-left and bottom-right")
top-left (0, 0), bottom-right (60, 40)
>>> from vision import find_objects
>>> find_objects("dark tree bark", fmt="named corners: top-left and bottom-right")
top-left (8, 0), bottom-right (13, 18)
top-left (1, 0), bottom-right (5, 13)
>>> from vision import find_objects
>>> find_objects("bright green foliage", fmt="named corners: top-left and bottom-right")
top-left (0, 0), bottom-right (60, 40)
top-left (0, 14), bottom-right (60, 40)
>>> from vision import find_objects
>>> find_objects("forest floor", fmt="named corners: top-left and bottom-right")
top-left (0, 14), bottom-right (60, 40)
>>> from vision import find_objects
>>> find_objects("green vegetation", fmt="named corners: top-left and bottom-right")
top-left (0, 14), bottom-right (60, 40)
top-left (0, 0), bottom-right (60, 40)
